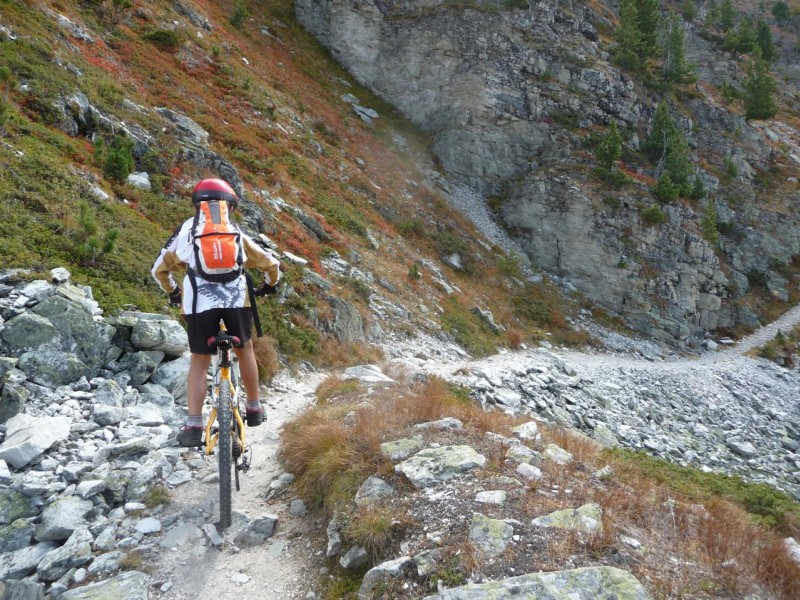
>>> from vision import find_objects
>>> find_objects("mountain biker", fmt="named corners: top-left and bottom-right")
top-left (151, 178), bottom-right (281, 447)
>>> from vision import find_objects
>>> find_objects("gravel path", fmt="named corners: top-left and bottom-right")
top-left (151, 371), bottom-right (327, 600)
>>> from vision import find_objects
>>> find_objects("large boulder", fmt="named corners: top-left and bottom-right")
top-left (37, 528), bottom-right (93, 581)
top-left (395, 445), bottom-right (486, 488)
top-left (17, 347), bottom-right (90, 388)
top-left (149, 354), bottom-right (190, 405)
top-left (0, 490), bottom-right (37, 526)
top-left (34, 497), bottom-right (94, 542)
top-left (422, 566), bottom-right (651, 599)
top-left (129, 314), bottom-right (189, 357)
top-left (0, 414), bottom-right (71, 469)
top-left (60, 570), bottom-right (151, 600)
top-left (31, 295), bottom-right (111, 370)
top-left (0, 542), bottom-right (58, 580)
top-left (0, 313), bottom-right (59, 356)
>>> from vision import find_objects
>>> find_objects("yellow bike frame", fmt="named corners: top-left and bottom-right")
top-left (203, 331), bottom-right (247, 457)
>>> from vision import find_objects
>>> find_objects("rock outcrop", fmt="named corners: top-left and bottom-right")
top-left (296, 0), bottom-right (800, 346)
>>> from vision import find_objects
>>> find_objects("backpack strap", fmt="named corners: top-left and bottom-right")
top-left (188, 268), bottom-right (199, 316)
top-left (244, 271), bottom-right (263, 338)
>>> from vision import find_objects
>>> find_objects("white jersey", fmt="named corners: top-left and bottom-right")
top-left (151, 218), bottom-right (280, 315)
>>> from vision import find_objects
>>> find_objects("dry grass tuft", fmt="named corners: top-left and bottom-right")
top-left (315, 338), bottom-right (385, 369)
top-left (252, 335), bottom-right (280, 383)
top-left (315, 375), bottom-right (364, 403)
top-left (343, 505), bottom-right (412, 559)
top-left (506, 327), bottom-right (524, 349)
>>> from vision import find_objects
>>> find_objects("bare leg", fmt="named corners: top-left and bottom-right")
top-left (187, 353), bottom-right (212, 417)
top-left (233, 340), bottom-right (260, 402)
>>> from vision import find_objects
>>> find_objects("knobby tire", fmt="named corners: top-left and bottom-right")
top-left (218, 381), bottom-right (233, 529)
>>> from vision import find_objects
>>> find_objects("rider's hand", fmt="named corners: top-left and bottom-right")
top-left (168, 286), bottom-right (182, 306)
top-left (255, 282), bottom-right (279, 297)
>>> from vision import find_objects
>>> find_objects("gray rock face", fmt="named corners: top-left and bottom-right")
top-left (0, 414), bottom-right (71, 469)
top-left (37, 528), bottom-right (93, 581)
top-left (0, 580), bottom-right (46, 600)
top-left (422, 566), bottom-right (651, 600)
top-left (60, 570), bottom-right (150, 600)
top-left (532, 503), bottom-right (604, 534)
top-left (0, 541), bottom-right (58, 580)
top-left (296, 1), bottom-right (800, 345)
top-left (0, 519), bottom-right (34, 553)
top-left (233, 514), bottom-right (278, 547)
top-left (395, 445), bottom-right (486, 488)
top-left (469, 512), bottom-right (514, 558)
top-left (130, 314), bottom-right (189, 357)
top-left (358, 556), bottom-right (414, 599)
top-left (0, 490), bottom-right (36, 526)
top-left (355, 476), bottom-right (394, 506)
top-left (34, 497), bottom-right (94, 542)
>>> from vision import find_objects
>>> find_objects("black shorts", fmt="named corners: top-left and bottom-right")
top-left (185, 308), bottom-right (254, 355)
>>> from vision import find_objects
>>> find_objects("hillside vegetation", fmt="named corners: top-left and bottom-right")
top-left (0, 0), bottom-right (588, 367)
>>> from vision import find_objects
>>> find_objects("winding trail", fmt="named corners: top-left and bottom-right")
top-left (148, 303), bottom-right (800, 598)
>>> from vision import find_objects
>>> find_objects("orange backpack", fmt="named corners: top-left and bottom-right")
top-left (190, 200), bottom-right (243, 283)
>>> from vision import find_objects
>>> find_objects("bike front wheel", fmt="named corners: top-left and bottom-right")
top-left (217, 381), bottom-right (233, 529)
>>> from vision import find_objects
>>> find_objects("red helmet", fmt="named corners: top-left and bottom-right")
top-left (191, 178), bottom-right (238, 208)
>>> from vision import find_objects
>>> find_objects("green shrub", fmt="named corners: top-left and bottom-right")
top-left (641, 204), bottom-right (667, 225)
top-left (141, 29), bottom-right (181, 50)
top-left (651, 174), bottom-right (678, 203)
top-left (701, 202), bottom-right (719, 247)
top-left (229, 0), bottom-right (248, 28)
top-left (746, 269), bottom-right (768, 290)
top-left (440, 297), bottom-right (499, 358)
top-left (408, 263), bottom-right (421, 280)
top-left (503, 0), bottom-right (529, 8)
top-left (100, 136), bottom-right (134, 182)
top-left (606, 448), bottom-right (800, 533)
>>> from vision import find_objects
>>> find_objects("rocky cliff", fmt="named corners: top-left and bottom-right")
top-left (296, 0), bottom-right (800, 347)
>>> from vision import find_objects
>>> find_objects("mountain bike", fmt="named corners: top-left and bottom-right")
top-left (203, 321), bottom-right (251, 529)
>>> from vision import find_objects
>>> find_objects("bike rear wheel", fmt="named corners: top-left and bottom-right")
top-left (217, 381), bottom-right (233, 529)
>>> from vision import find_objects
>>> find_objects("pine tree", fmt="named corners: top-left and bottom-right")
top-left (701, 201), bottom-right (719, 246)
top-left (689, 174), bottom-right (707, 200)
top-left (636, 0), bottom-right (661, 59)
top-left (682, 0), bottom-right (697, 21)
top-left (596, 122), bottom-right (623, 170)
top-left (704, 0), bottom-right (719, 29)
top-left (660, 11), bottom-right (696, 85)
top-left (719, 0), bottom-right (735, 31)
top-left (614, 0), bottom-right (646, 71)
top-left (757, 20), bottom-right (776, 62)
top-left (663, 130), bottom-right (694, 193)
top-left (652, 173), bottom-right (679, 202)
top-left (772, 1), bottom-right (790, 23)
top-left (744, 55), bottom-right (777, 119)
top-left (642, 102), bottom-right (677, 163)
top-left (734, 19), bottom-right (757, 53)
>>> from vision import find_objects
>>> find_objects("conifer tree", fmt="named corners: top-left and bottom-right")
top-left (660, 11), bottom-right (696, 85)
top-left (682, 0), bottom-right (697, 21)
top-left (653, 173), bottom-right (679, 202)
top-left (719, 0), bottom-right (735, 31)
top-left (734, 19), bottom-right (757, 53)
top-left (614, 0), bottom-right (645, 71)
top-left (757, 20), bottom-right (776, 62)
top-left (596, 122), bottom-right (624, 170)
top-left (636, 0), bottom-right (661, 59)
top-left (744, 55), bottom-right (777, 119)
top-left (663, 130), bottom-right (693, 193)
top-left (642, 102), bottom-right (677, 163)
top-left (689, 174), bottom-right (707, 200)
top-left (772, 1), bottom-right (790, 23)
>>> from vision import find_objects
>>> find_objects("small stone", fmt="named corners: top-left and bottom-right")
top-left (231, 572), bottom-right (250, 584)
top-left (135, 517), bottom-right (162, 534)
top-left (475, 490), bottom-right (507, 505)
top-left (516, 463), bottom-right (543, 481)
top-left (339, 546), bottom-right (368, 570)
top-left (289, 499), bottom-right (307, 517)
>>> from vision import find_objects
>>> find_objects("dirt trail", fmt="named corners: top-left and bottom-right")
top-left (151, 371), bottom-right (327, 599)
top-left (148, 304), bottom-right (800, 598)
